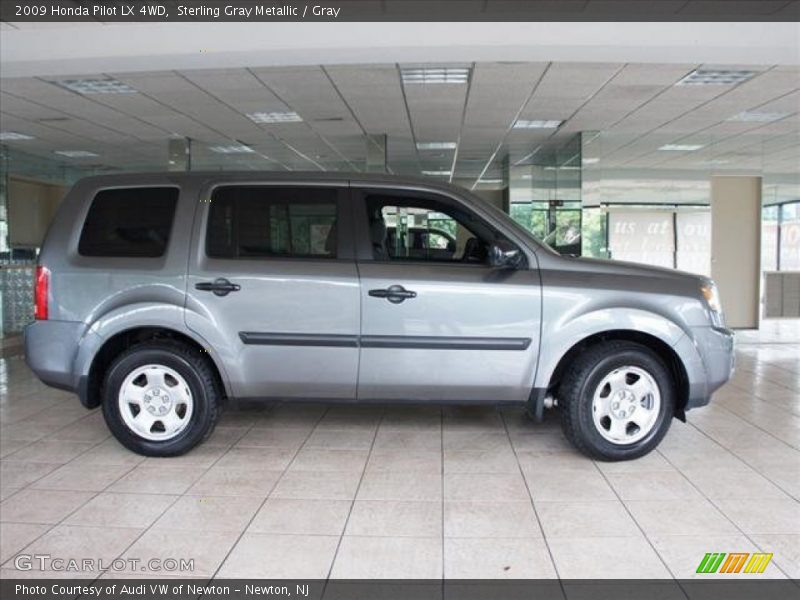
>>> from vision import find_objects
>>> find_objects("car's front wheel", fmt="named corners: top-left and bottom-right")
top-left (559, 341), bottom-right (675, 461)
top-left (102, 341), bottom-right (221, 456)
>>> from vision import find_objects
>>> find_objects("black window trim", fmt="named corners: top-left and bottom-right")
top-left (351, 186), bottom-right (525, 268)
top-left (202, 184), bottom-right (354, 262)
top-left (77, 184), bottom-right (181, 260)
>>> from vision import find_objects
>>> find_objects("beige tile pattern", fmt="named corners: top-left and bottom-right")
top-left (0, 324), bottom-right (797, 581)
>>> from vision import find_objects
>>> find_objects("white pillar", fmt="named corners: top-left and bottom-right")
top-left (711, 176), bottom-right (761, 329)
top-left (168, 137), bottom-right (191, 171)
top-left (365, 134), bottom-right (387, 173)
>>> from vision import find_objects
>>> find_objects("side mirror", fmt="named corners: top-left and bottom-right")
top-left (488, 240), bottom-right (523, 269)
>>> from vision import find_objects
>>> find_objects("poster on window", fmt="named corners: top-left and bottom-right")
top-left (676, 212), bottom-right (711, 276)
top-left (608, 211), bottom-right (674, 269)
top-left (781, 221), bottom-right (800, 271)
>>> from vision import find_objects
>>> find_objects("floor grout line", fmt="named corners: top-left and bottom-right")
top-left (590, 457), bottom-right (691, 595)
top-left (500, 409), bottom-right (566, 592)
top-left (207, 403), bottom-right (329, 582)
top-left (654, 447), bottom-right (797, 582)
top-left (321, 409), bottom-right (384, 587)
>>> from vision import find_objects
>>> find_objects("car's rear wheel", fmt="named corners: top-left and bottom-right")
top-left (102, 341), bottom-right (221, 456)
top-left (559, 341), bottom-right (675, 461)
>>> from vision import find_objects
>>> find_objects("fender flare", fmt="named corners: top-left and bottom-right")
top-left (73, 302), bottom-right (233, 401)
top-left (531, 307), bottom-right (704, 418)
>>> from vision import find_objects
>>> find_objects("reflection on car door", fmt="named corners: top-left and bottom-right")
top-left (353, 188), bottom-right (542, 402)
top-left (185, 184), bottom-right (360, 400)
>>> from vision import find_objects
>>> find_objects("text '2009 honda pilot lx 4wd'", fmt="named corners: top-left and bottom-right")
top-left (24, 172), bottom-right (734, 461)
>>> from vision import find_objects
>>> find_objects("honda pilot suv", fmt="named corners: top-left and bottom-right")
top-left (24, 172), bottom-right (734, 460)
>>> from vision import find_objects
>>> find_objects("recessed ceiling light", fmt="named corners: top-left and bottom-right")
top-left (477, 179), bottom-right (503, 185)
top-left (421, 170), bottom-right (452, 176)
top-left (582, 157), bottom-right (600, 165)
top-left (728, 111), bottom-right (790, 123)
top-left (54, 150), bottom-right (99, 158)
top-left (677, 69), bottom-right (756, 86)
top-left (416, 142), bottom-right (457, 150)
top-left (0, 132), bottom-right (35, 141)
top-left (57, 78), bottom-right (137, 94)
top-left (513, 120), bottom-right (562, 129)
top-left (659, 144), bottom-right (705, 151)
top-left (401, 68), bottom-right (470, 84)
top-left (209, 144), bottom-right (255, 154)
top-left (246, 111), bottom-right (303, 124)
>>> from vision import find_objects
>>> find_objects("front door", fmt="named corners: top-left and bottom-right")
top-left (185, 183), bottom-right (360, 400)
top-left (353, 188), bottom-right (541, 402)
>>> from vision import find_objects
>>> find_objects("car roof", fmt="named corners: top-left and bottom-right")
top-left (71, 170), bottom-right (470, 197)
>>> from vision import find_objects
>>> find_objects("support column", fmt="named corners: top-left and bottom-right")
top-left (365, 134), bottom-right (387, 173)
top-left (168, 137), bottom-right (192, 171)
top-left (711, 176), bottom-right (761, 328)
top-left (500, 155), bottom-right (510, 213)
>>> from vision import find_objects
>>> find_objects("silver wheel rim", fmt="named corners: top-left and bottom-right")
top-left (118, 364), bottom-right (193, 442)
top-left (591, 365), bottom-right (661, 445)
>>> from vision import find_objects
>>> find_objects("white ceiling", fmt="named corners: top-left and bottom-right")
top-left (1, 60), bottom-right (798, 190)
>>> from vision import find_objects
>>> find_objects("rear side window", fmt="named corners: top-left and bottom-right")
top-left (78, 187), bottom-right (179, 257)
top-left (207, 187), bottom-right (338, 259)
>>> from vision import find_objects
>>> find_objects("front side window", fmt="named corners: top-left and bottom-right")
top-left (78, 187), bottom-right (179, 257)
top-left (365, 194), bottom-right (495, 264)
top-left (207, 187), bottom-right (338, 259)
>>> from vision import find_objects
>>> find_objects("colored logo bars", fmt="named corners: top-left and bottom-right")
top-left (696, 552), bottom-right (773, 574)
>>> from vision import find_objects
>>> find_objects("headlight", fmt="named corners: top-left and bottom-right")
top-left (701, 282), bottom-right (722, 314)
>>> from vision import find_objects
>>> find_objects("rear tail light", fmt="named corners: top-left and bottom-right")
top-left (34, 265), bottom-right (49, 320)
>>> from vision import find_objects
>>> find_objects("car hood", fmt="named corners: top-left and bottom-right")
top-left (557, 255), bottom-right (710, 285)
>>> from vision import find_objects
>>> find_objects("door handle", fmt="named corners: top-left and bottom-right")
top-left (195, 278), bottom-right (241, 297)
top-left (369, 284), bottom-right (417, 304)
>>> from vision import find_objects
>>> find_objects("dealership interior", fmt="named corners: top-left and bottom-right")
top-left (0, 19), bottom-right (799, 583)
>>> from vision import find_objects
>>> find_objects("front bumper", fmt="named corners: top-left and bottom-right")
top-left (681, 325), bottom-right (735, 410)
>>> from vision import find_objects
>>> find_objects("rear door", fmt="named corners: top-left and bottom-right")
top-left (185, 182), bottom-right (360, 400)
top-left (353, 187), bottom-right (542, 402)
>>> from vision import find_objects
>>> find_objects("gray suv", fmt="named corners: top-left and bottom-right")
top-left (24, 172), bottom-right (734, 461)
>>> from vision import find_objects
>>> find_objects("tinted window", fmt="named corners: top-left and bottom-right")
top-left (207, 187), bottom-right (338, 259)
top-left (79, 187), bottom-right (178, 257)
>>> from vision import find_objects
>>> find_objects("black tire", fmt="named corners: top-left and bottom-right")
top-left (101, 340), bottom-right (221, 457)
top-left (559, 341), bottom-right (675, 461)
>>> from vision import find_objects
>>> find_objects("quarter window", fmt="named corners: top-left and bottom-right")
top-left (78, 187), bottom-right (178, 257)
top-left (206, 187), bottom-right (338, 259)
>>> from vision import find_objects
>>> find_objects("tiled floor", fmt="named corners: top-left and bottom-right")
top-left (0, 321), bottom-right (798, 581)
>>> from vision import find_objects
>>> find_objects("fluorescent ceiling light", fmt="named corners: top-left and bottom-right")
top-left (416, 142), bottom-right (457, 150)
top-left (421, 170), bottom-right (452, 176)
top-left (54, 150), bottom-right (99, 158)
top-left (728, 111), bottom-right (790, 123)
top-left (58, 78), bottom-right (137, 94)
top-left (209, 144), bottom-right (255, 154)
top-left (477, 179), bottom-right (503, 185)
top-left (246, 111), bottom-right (302, 123)
top-left (677, 69), bottom-right (756, 86)
top-left (0, 132), bottom-right (34, 141)
top-left (513, 119), bottom-right (562, 129)
top-left (659, 144), bottom-right (705, 151)
top-left (582, 157), bottom-right (600, 165)
top-left (401, 68), bottom-right (470, 84)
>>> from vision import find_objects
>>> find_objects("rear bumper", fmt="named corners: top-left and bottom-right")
top-left (23, 320), bottom-right (84, 393)
top-left (682, 326), bottom-right (735, 410)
